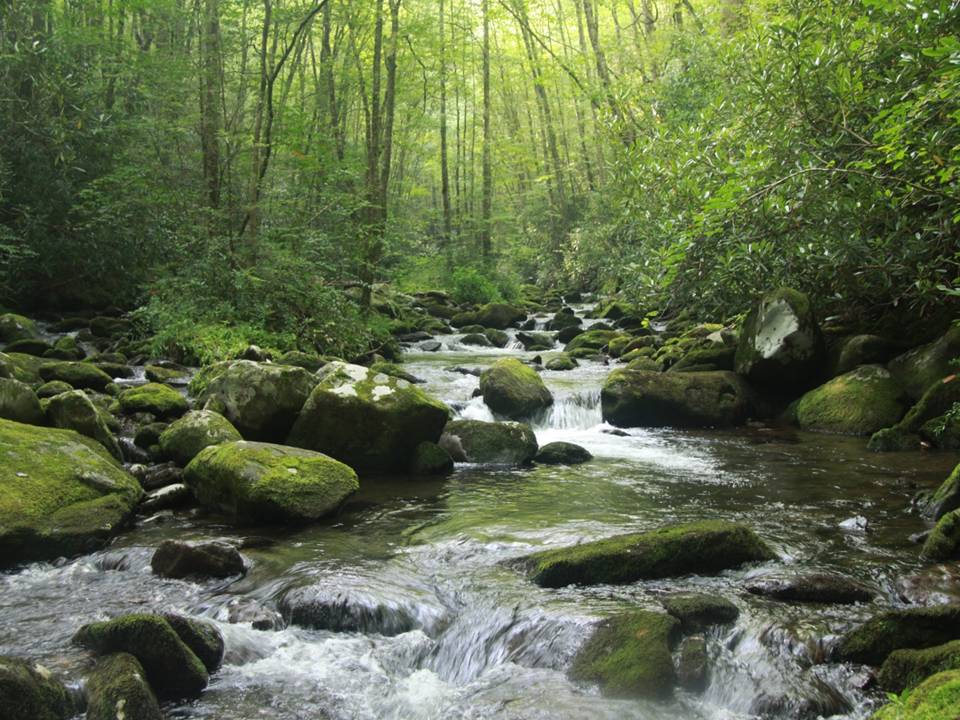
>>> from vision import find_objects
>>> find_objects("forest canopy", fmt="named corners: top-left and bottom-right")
top-left (1, 0), bottom-right (958, 360)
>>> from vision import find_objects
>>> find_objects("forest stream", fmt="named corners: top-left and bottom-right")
top-left (1, 304), bottom-right (955, 720)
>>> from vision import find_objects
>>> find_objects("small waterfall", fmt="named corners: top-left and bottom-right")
top-left (535, 388), bottom-right (602, 430)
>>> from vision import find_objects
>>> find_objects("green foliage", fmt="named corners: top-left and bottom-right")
top-left (448, 267), bottom-right (503, 305)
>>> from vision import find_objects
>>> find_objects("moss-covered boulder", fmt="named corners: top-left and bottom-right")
top-left (46, 335), bottom-right (84, 361)
top-left (461, 332), bottom-right (493, 347)
top-left (925, 463), bottom-right (960, 521)
top-left (471, 303), bottom-right (526, 330)
top-left (601, 369), bottom-right (752, 428)
top-left (479, 358), bottom-right (553, 420)
top-left (89, 316), bottom-right (133, 338)
top-left (921, 509), bottom-right (960, 561)
top-left (160, 613), bottom-right (224, 673)
top-left (72, 614), bottom-right (208, 700)
top-left (4, 352), bottom-right (45, 384)
top-left (836, 605), bottom-right (960, 666)
top-left (545, 354), bottom-right (577, 371)
top-left (118, 383), bottom-right (188, 418)
top-left (439, 419), bottom-right (538, 465)
top-left (38, 361), bottom-right (113, 392)
top-left (569, 611), bottom-right (679, 698)
top-left (889, 326), bottom-right (960, 401)
top-left (151, 539), bottom-right (245, 579)
top-left (873, 669), bottom-right (960, 720)
top-left (45, 390), bottom-right (121, 460)
top-left (831, 334), bottom-right (895, 376)
top-left (84, 653), bottom-right (162, 720)
top-left (410, 441), bottom-right (454, 475)
top-left (158, 410), bottom-right (241, 466)
top-left (0, 377), bottom-right (43, 425)
top-left (0, 419), bottom-right (141, 567)
top-left (869, 375), bottom-right (960, 452)
top-left (196, 360), bottom-right (316, 442)
top-left (5, 338), bottom-right (53, 357)
top-left (0, 656), bottom-right (75, 720)
top-left (276, 350), bottom-right (326, 372)
top-left (565, 329), bottom-right (621, 353)
top-left (145, 364), bottom-right (190, 385)
top-left (660, 594), bottom-right (739, 632)
top-left (534, 441), bottom-right (592, 465)
top-left (0, 314), bottom-right (40, 344)
top-left (794, 365), bottom-right (907, 435)
top-left (734, 287), bottom-right (825, 391)
top-left (670, 345), bottom-right (736, 373)
top-left (35, 380), bottom-right (72, 399)
top-left (524, 521), bottom-right (775, 588)
top-left (185, 440), bottom-right (358, 524)
top-left (878, 640), bottom-right (960, 694)
top-left (287, 362), bottom-right (449, 474)
top-left (547, 312), bottom-right (582, 332)
top-left (483, 328), bottom-right (509, 348)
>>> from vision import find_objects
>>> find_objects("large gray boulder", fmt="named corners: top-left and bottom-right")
top-left (439, 419), bottom-right (538, 465)
top-left (196, 360), bottom-right (316, 442)
top-left (158, 410), bottom-right (242, 466)
top-left (287, 362), bottom-right (449, 474)
top-left (734, 288), bottom-right (824, 391)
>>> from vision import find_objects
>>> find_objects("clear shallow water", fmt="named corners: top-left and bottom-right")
top-left (2, 312), bottom-right (958, 719)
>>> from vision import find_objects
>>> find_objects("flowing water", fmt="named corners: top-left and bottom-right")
top-left (2, 309), bottom-right (958, 719)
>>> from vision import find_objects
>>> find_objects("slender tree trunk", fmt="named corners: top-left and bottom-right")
top-left (200, 0), bottom-right (222, 212)
top-left (439, 0), bottom-right (452, 266)
top-left (480, 0), bottom-right (492, 259)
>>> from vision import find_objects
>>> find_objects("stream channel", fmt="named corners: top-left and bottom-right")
top-left (1, 304), bottom-right (957, 720)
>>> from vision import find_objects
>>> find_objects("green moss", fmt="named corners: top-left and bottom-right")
top-left (483, 328), bottom-right (509, 348)
top-left (873, 670), bottom-right (960, 720)
top-left (0, 656), bottom-right (75, 720)
top-left (545, 354), bottom-right (577, 371)
top-left (118, 383), bottom-right (188, 418)
top-left (868, 427), bottom-right (921, 452)
top-left (569, 611), bottom-right (679, 698)
top-left (889, 326), bottom-right (960, 401)
top-left (565, 329), bottom-right (621, 353)
top-left (879, 640), bottom-right (960, 694)
top-left (525, 520), bottom-right (775, 588)
top-left (795, 365), bottom-right (907, 435)
top-left (161, 614), bottom-right (224, 673)
top-left (0, 313), bottom-right (39, 343)
top-left (670, 345), bottom-right (736, 373)
top-left (45, 390), bottom-right (122, 460)
top-left (601, 369), bottom-right (752, 428)
top-left (920, 509), bottom-right (960, 561)
top-left (836, 605), bottom-right (960, 666)
top-left (925, 463), bottom-right (960, 520)
top-left (38, 361), bottom-right (113, 391)
top-left (84, 653), bottom-right (162, 720)
top-left (4, 338), bottom-right (53, 356)
top-left (158, 410), bottom-right (241, 466)
top-left (6, 352), bottom-right (47, 384)
top-left (479, 358), bottom-right (553, 420)
top-left (287, 362), bottom-right (449, 474)
top-left (185, 440), bottom-right (359, 524)
top-left (0, 377), bottom-right (43, 425)
top-left (72, 614), bottom-right (208, 700)
top-left (440, 419), bottom-right (538, 465)
top-left (196, 360), bottom-right (316, 441)
top-left (661, 594), bottom-right (739, 631)
top-left (276, 350), bottom-right (326, 372)
top-left (0, 418), bottom-right (141, 567)
top-left (369, 361), bottom-right (422, 384)
top-left (187, 360), bottom-right (232, 397)
top-left (145, 364), bottom-right (189, 384)
top-left (36, 381), bottom-right (73, 399)
top-left (410, 441), bottom-right (454, 475)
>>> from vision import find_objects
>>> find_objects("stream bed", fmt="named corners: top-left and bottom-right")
top-left (1, 313), bottom-right (957, 720)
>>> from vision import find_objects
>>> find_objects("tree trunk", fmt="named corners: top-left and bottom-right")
top-left (439, 0), bottom-right (453, 266)
top-left (480, 0), bottom-right (492, 259)
top-left (200, 0), bottom-right (222, 212)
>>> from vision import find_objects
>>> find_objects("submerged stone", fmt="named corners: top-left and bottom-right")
top-left (660, 594), bottom-right (740, 631)
top-left (569, 611), bottom-right (679, 698)
top-left (746, 573), bottom-right (874, 604)
top-left (524, 521), bottom-right (775, 588)
top-left (534, 441), bottom-right (592, 465)
top-left (151, 539), bottom-right (245, 579)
